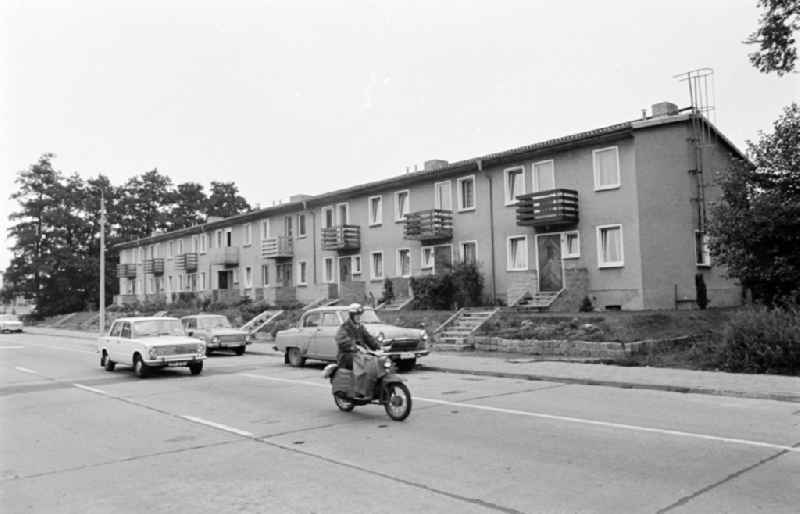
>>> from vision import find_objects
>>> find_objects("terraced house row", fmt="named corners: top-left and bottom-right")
top-left (114, 102), bottom-right (745, 311)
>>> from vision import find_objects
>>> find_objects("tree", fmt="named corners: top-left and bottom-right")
top-left (746, 0), bottom-right (800, 75)
top-left (206, 181), bottom-right (251, 218)
top-left (117, 169), bottom-right (173, 241)
top-left (708, 103), bottom-right (800, 304)
top-left (169, 182), bottom-right (207, 230)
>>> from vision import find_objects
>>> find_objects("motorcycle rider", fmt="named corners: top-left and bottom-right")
top-left (335, 303), bottom-right (380, 397)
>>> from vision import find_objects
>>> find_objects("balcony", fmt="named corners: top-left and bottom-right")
top-left (116, 263), bottom-right (137, 278)
top-left (175, 252), bottom-right (198, 272)
top-left (516, 189), bottom-right (579, 229)
top-left (211, 247), bottom-right (239, 267)
top-left (403, 209), bottom-right (453, 243)
top-left (321, 225), bottom-right (360, 252)
top-left (144, 258), bottom-right (165, 275)
top-left (262, 236), bottom-right (294, 259)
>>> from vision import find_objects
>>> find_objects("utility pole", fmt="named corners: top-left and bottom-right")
top-left (99, 192), bottom-right (107, 335)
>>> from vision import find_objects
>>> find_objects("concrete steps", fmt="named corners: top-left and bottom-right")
top-left (514, 291), bottom-right (562, 311)
top-left (434, 308), bottom-right (499, 345)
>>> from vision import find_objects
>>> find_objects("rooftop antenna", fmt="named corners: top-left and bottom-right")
top-left (674, 67), bottom-right (717, 234)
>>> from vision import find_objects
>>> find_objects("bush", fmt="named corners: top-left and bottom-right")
top-left (378, 278), bottom-right (394, 304)
top-left (411, 274), bottom-right (454, 310)
top-left (579, 296), bottom-right (594, 312)
top-left (695, 273), bottom-right (708, 310)
top-left (717, 305), bottom-right (800, 374)
top-left (450, 262), bottom-right (484, 308)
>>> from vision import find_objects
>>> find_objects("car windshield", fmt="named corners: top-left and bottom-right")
top-left (0, 314), bottom-right (18, 321)
top-left (133, 319), bottom-right (185, 338)
top-left (198, 316), bottom-right (232, 329)
top-left (359, 310), bottom-right (382, 324)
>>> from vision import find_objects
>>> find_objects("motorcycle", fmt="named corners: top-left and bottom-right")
top-left (322, 349), bottom-right (412, 421)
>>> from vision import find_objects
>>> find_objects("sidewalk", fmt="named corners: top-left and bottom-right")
top-left (24, 326), bottom-right (800, 403)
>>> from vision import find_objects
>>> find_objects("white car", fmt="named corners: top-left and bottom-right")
top-left (97, 317), bottom-right (206, 378)
top-left (0, 314), bottom-right (23, 333)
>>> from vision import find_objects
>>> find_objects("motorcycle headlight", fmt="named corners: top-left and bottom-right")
top-left (148, 347), bottom-right (158, 359)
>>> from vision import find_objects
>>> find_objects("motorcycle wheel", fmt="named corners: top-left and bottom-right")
top-left (383, 383), bottom-right (412, 421)
top-left (333, 392), bottom-right (355, 412)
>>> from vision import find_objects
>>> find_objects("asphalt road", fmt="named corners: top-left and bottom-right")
top-left (1, 332), bottom-right (798, 514)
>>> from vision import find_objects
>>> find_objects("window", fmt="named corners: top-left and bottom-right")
top-left (507, 236), bottom-right (528, 271)
top-left (397, 249), bottom-right (411, 277)
top-left (563, 231), bottom-right (580, 258)
top-left (323, 257), bottom-right (335, 283)
top-left (178, 274), bottom-right (184, 291)
top-left (323, 207), bottom-right (335, 228)
top-left (200, 272), bottom-right (206, 290)
top-left (215, 230), bottom-right (222, 248)
top-left (261, 220), bottom-right (270, 240)
top-left (303, 312), bottom-right (321, 328)
top-left (244, 223), bottom-right (252, 246)
top-left (352, 255), bottom-right (362, 275)
top-left (138, 247), bottom-right (144, 262)
top-left (504, 166), bottom-right (525, 205)
top-left (297, 261), bottom-right (308, 285)
top-left (321, 312), bottom-right (341, 327)
top-left (178, 239), bottom-right (184, 255)
top-left (245, 267), bottom-right (253, 288)
top-left (593, 146), bottom-right (620, 191)
top-left (298, 214), bottom-right (307, 237)
top-left (336, 203), bottom-right (349, 224)
top-left (434, 181), bottom-right (452, 210)
top-left (261, 264), bottom-right (269, 286)
top-left (533, 160), bottom-right (555, 192)
top-left (394, 190), bottom-right (410, 221)
top-left (167, 241), bottom-right (174, 259)
top-left (168, 276), bottom-right (173, 292)
top-left (368, 195), bottom-right (383, 226)
top-left (200, 234), bottom-right (207, 253)
top-left (284, 216), bottom-right (293, 237)
top-left (460, 241), bottom-right (477, 265)
top-left (421, 247), bottom-right (434, 269)
top-left (148, 245), bottom-right (154, 259)
top-left (191, 235), bottom-right (198, 253)
top-left (120, 322), bottom-right (131, 339)
top-left (370, 251), bottom-right (384, 280)
top-left (187, 273), bottom-right (197, 292)
top-left (457, 175), bottom-right (476, 211)
top-left (695, 231), bottom-right (710, 266)
top-left (110, 322), bottom-right (122, 337)
top-left (225, 228), bottom-right (232, 247)
top-left (597, 224), bottom-right (624, 267)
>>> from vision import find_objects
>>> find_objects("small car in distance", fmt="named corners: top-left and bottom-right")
top-left (0, 314), bottom-right (23, 333)
top-left (274, 306), bottom-right (429, 372)
top-left (97, 317), bottom-right (206, 378)
top-left (180, 314), bottom-right (250, 355)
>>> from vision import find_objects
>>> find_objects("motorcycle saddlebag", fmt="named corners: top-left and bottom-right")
top-left (332, 368), bottom-right (354, 395)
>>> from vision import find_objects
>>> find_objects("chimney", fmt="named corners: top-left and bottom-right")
top-left (424, 159), bottom-right (449, 171)
top-left (652, 102), bottom-right (679, 117)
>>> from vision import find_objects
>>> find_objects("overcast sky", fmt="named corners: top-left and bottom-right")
top-left (1, 0), bottom-right (798, 273)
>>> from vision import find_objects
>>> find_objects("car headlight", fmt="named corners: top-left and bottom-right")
top-left (421, 332), bottom-right (428, 342)
top-left (212, 336), bottom-right (220, 344)
top-left (148, 347), bottom-right (158, 359)
top-left (196, 344), bottom-right (205, 354)
top-left (384, 359), bottom-right (393, 369)
top-left (377, 332), bottom-right (385, 344)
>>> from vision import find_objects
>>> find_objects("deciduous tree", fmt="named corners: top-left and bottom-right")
top-left (746, 0), bottom-right (800, 75)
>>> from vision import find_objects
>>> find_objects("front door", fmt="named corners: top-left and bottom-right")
top-left (276, 263), bottom-right (292, 287)
top-left (434, 245), bottom-right (452, 275)
top-left (537, 234), bottom-right (563, 292)
top-left (339, 257), bottom-right (352, 285)
top-left (218, 270), bottom-right (231, 290)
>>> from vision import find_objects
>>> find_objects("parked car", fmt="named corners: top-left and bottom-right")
top-left (0, 314), bottom-right (23, 333)
top-left (97, 317), bottom-right (206, 377)
top-left (180, 314), bottom-right (250, 355)
top-left (274, 306), bottom-right (429, 372)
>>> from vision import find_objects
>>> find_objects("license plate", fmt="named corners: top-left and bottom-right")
top-left (400, 353), bottom-right (415, 360)
top-left (167, 361), bottom-right (187, 367)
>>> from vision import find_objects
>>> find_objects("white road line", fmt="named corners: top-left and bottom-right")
top-left (0, 346), bottom-right (25, 349)
top-left (73, 384), bottom-right (111, 396)
top-left (239, 372), bottom-right (800, 454)
top-left (181, 415), bottom-right (254, 438)
top-left (15, 366), bottom-right (39, 375)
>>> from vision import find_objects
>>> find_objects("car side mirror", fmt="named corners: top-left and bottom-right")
top-left (187, 331), bottom-right (194, 337)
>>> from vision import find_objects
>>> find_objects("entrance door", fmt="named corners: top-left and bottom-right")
top-left (218, 270), bottom-right (233, 290)
top-left (434, 245), bottom-right (452, 275)
top-left (537, 234), bottom-right (563, 292)
top-left (339, 257), bottom-right (352, 285)
top-left (276, 263), bottom-right (292, 287)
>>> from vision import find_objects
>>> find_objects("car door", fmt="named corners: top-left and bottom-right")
top-left (119, 322), bottom-right (133, 364)
top-left (299, 312), bottom-right (322, 357)
top-left (311, 311), bottom-right (343, 361)
top-left (105, 322), bottom-right (121, 361)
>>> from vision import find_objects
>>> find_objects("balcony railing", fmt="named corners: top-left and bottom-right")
top-left (116, 263), bottom-right (137, 278)
top-left (516, 189), bottom-right (579, 228)
top-left (144, 258), bottom-right (165, 275)
top-left (321, 225), bottom-right (360, 251)
top-left (175, 252), bottom-right (198, 272)
top-left (262, 236), bottom-right (294, 259)
top-left (210, 246), bottom-right (239, 267)
top-left (403, 209), bottom-right (453, 243)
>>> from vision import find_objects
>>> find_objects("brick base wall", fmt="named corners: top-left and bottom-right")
top-left (506, 271), bottom-right (538, 306)
top-left (550, 266), bottom-right (589, 312)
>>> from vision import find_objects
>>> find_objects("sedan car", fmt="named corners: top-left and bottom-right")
top-left (274, 307), bottom-right (429, 372)
top-left (180, 314), bottom-right (250, 355)
top-left (97, 317), bottom-right (206, 378)
top-left (0, 314), bottom-right (23, 333)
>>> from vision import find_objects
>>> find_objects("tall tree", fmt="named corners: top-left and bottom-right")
top-left (206, 181), bottom-right (251, 218)
top-left (117, 168), bottom-right (173, 241)
top-left (708, 103), bottom-right (800, 304)
top-left (746, 0), bottom-right (800, 75)
top-left (169, 182), bottom-right (207, 230)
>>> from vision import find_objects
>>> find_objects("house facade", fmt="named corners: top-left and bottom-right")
top-left (114, 102), bottom-right (744, 311)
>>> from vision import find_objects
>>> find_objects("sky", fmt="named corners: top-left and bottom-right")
top-left (1, 0), bottom-right (798, 273)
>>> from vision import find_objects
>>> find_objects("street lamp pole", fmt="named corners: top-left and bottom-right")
top-left (99, 192), bottom-right (107, 335)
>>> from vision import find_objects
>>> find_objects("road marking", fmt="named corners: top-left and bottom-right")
top-left (181, 415), bottom-right (254, 438)
top-left (240, 372), bottom-right (800, 454)
top-left (0, 346), bottom-right (25, 349)
top-left (15, 366), bottom-right (38, 375)
top-left (73, 383), bottom-right (111, 396)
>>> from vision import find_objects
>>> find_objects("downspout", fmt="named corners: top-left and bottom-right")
top-left (480, 159), bottom-right (498, 303)
top-left (306, 201), bottom-right (317, 286)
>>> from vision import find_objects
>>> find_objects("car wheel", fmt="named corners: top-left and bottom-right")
top-left (188, 362), bottom-right (203, 375)
top-left (133, 355), bottom-right (148, 378)
top-left (286, 347), bottom-right (306, 367)
top-left (384, 383), bottom-right (412, 421)
top-left (234, 345), bottom-right (246, 356)
top-left (396, 358), bottom-right (417, 373)
top-left (100, 351), bottom-right (108, 368)
top-left (104, 358), bottom-right (116, 372)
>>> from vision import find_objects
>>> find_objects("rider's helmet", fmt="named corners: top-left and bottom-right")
top-left (348, 303), bottom-right (364, 315)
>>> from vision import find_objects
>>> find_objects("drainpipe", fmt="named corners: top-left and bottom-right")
top-left (306, 201), bottom-right (317, 285)
top-left (480, 159), bottom-right (498, 303)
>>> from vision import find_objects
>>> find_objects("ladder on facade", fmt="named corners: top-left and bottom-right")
top-left (240, 309), bottom-right (285, 335)
top-left (434, 308), bottom-right (499, 346)
top-left (513, 291), bottom-right (562, 311)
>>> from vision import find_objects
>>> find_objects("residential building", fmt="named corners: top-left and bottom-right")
top-left (113, 102), bottom-right (744, 311)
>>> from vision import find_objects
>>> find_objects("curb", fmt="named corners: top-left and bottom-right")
top-left (419, 365), bottom-right (800, 404)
